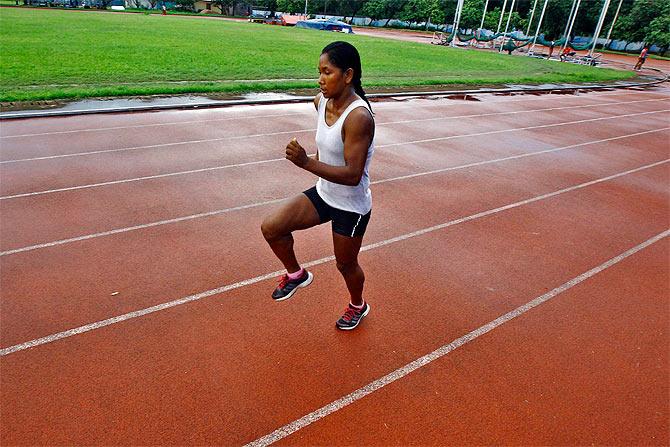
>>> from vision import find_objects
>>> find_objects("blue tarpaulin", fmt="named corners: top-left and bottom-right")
top-left (296, 19), bottom-right (354, 33)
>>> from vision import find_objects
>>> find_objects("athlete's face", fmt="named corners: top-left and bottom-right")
top-left (318, 53), bottom-right (353, 98)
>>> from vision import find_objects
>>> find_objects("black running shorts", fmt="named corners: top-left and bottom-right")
top-left (303, 186), bottom-right (371, 238)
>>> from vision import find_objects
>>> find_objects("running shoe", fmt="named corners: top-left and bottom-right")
top-left (336, 302), bottom-right (370, 330)
top-left (272, 270), bottom-right (313, 301)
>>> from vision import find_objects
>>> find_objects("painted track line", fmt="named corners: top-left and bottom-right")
top-left (244, 229), bottom-right (669, 447)
top-left (0, 111), bottom-right (308, 139)
top-left (2, 106), bottom-right (668, 201)
top-left (380, 108), bottom-right (669, 149)
top-left (2, 127), bottom-right (667, 256)
top-left (2, 97), bottom-right (666, 165)
top-left (1, 158), bottom-right (666, 356)
top-left (2, 90), bottom-right (661, 139)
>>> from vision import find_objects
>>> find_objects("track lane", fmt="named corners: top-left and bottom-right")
top-left (1, 138), bottom-right (667, 349)
top-left (3, 100), bottom-right (668, 198)
top-left (271, 239), bottom-right (669, 446)
top-left (1, 164), bottom-right (666, 445)
top-left (1, 102), bottom-right (668, 249)
top-left (1, 90), bottom-right (666, 160)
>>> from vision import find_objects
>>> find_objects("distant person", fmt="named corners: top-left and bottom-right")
top-left (560, 46), bottom-right (575, 62)
top-left (161, 4), bottom-right (166, 15)
top-left (506, 40), bottom-right (514, 55)
top-left (634, 46), bottom-right (649, 70)
top-left (261, 41), bottom-right (376, 331)
top-left (548, 41), bottom-right (555, 58)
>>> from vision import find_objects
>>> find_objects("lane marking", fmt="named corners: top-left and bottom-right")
top-left (1, 97), bottom-right (666, 165)
top-left (2, 90), bottom-right (661, 139)
top-left (2, 127), bottom-right (667, 256)
top-left (244, 229), bottom-right (669, 447)
top-left (380, 108), bottom-right (669, 149)
top-left (1, 158), bottom-right (666, 356)
top-left (2, 106), bottom-right (668, 200)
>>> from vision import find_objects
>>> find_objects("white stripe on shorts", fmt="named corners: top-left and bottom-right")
top-left (351, 214), bottom-right (363, 237)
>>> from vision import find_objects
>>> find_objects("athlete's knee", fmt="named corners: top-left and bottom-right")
top-left (336, 259), bottom-right (360, 276)
top-left (261, 217), bottom-right (284, 242)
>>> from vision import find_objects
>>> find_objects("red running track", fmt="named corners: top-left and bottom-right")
top-left (1, 85), bottom-right (669, 445)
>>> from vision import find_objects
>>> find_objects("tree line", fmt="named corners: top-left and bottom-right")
top-left (248, 0), bottom-right (668, 53)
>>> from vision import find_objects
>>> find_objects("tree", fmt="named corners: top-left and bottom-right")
top-left (361, 0), bottom-right (407, 26)
top-left (361, 0), bottom-right (386, 20)
top-left (211, 0), bottom-right (230, 14)
top-left (646, 1), bottom-right (670, 54)
top-left (610, 0), bottom-right (668, 50)
top-left (482, 7), bottom-right (501, 31)
top-left (458, 0), bottom-right (485, 31)
top-left (399, 0), bottom-right (440, 29)
top-left (254, 0), bottom-right (277, 14)
top-left (276, 0), bottom-right (304, 14)
top-left (175, 0), bottom-right (195, 10)
top-left (340, 0), bottom-right (368, 21)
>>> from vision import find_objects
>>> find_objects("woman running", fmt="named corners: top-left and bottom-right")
top-left (261, 41), bottom-right (375, 331)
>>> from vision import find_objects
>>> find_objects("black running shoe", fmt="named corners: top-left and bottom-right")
top-left (272, 270), bottom-right (313, 301)
top-left (336, 302), bottom-right (370, 330)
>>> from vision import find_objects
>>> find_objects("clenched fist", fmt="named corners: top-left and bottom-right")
top-left (285, 138), bottom-right (309, 168)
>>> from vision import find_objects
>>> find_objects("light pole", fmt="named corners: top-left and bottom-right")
top-left (559, 0), bottom-right (581, 56)
top-left (589, 0), bottom-right (611, 57)
top-left (496, 0), bottom-right (509, 34)
top-left (499, 0), bottom-right (516, 53)
top-left (603, 0), bottom-right (624, 50)
top-left (479, 0), bottom-right (489, 32)
top-left (529, 0), bottom-right (549, 56)
top-left (526, 0), bottom-right (539, 37)
top-left (450, 0), bottom-right (465, 47)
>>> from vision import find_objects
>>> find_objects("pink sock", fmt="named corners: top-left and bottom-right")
top-left (287, 268), bottom-right (304, 280)
top-left (350, 301), bottom-right (365, 309)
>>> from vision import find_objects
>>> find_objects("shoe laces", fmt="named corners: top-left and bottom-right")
top-left (342, 306), bottom-right (359, 322)
top-left (277, 274), bottom-right (289, 289)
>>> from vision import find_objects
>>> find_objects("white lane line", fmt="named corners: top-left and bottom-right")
top-left (244, 229), bottom-right (670, 447)
top-left (0, 157), bottom-right (286, 200)
top-left (379, 108), bottom-right (669, 149)
top-left (0, 197), bottom-right (286, 256)
top-left (2, 106), bottom-right (668, 201)
top-left (2, 89), bottom-right (660, 139)
top-left (1, 97), bottom-right (666, 165)
top-left (1, 158), bottom-right (666, 356)
top-left (2, 127), bottom-right (667, 256)
top-left (0, 128), bottom-right (312, 164)
top-left (0, 111), bottom-right (309, 138)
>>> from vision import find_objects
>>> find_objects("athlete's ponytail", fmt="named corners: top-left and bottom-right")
top-left (321, 41), bottom-right (373, 113)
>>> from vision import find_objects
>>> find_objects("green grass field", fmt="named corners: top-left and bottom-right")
top-left (0, 7), bottom-right (635, 102)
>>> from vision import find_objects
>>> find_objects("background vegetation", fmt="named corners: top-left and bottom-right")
top-left (0, 6), bottom-right (635, 102)
top-left (264, 0), bottom-right (669, 54)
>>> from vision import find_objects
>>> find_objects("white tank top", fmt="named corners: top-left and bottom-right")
top-left (315, 94), bottom-right (375, 215)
